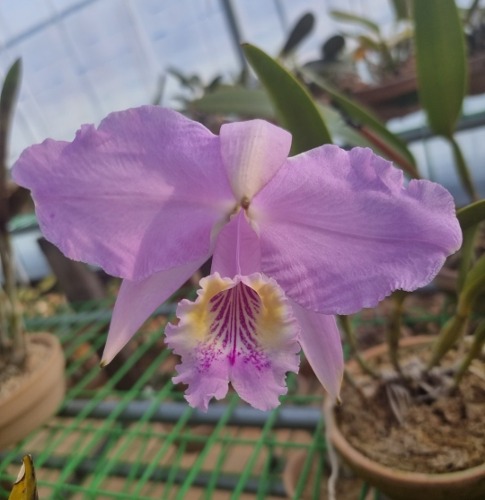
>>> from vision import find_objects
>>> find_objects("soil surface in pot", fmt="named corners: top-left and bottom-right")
top-left (0, 336), bottom-right (51, 401)
top-left (336, 343), bottom-right (485, 473)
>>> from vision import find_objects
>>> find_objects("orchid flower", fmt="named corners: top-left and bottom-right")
top-left (12, 106), bottom-right (462, 411)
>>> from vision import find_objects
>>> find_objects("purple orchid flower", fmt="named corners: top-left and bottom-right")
top-left (12, 106), bottom-right (462, 411)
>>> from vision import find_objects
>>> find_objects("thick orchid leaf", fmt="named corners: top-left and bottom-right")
top-left (279, 12), bottom-right (315, 58)
top-left (413, 0), bottom-right (467, 137)
top-left (317, 103), bottom-right (371, 148)
top-left (0, 58), bottom-right (22, 231)
top-left (302, 68), bottom-right (419, 178)
top-left (455, 200), bottom-right (485, 291)
top-left (457, 200), bottom-right (485, 231)
top-left (0, 59), bottom-right (21, 185)
top-left (190, 86), bottom-right (275, 120)
top-left (391, 0), bottom-right (411, 20)
top-left (460, 253), bottom-right (485, 312)
top-left (330, 10), bottom-right (381, 35)
top-left (242, 43), bottom-right (332, 154)
top-left (192, 85), bottom-right (373, 150)
top-left (458, 226), bottom-right (477, 292)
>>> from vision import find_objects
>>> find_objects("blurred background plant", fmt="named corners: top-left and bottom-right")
top-left (0, 59), bottom-right (28, 371)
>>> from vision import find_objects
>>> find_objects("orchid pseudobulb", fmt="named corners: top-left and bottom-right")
top-left (12, 107), bottom-right (462, 410)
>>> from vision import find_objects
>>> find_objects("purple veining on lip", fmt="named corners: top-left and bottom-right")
top-left (204, 283), bottom-right (265, 368)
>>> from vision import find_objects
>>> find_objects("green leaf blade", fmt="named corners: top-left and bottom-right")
top-left (457, 200), bottom-right (485, 231)
top-left (302, 69), bottom-right (419, 178)
top-left (242, 43), bottom-right (332, 154)
top-left (190, 86), bottom-right (275, 120)
top-left (413, 0), bottom-right (467, 137)
top-left (330, 10), bottom-right (381, 35)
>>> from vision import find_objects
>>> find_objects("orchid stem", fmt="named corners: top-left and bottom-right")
top-left (448, 135), bottom-right (478, 202)
top-left (453, 319), bottom-right (485, 386)
top-left (338, 315), bottom-right (378, 378)
top-left (428, 310), bottom-right (468, 369)
top-left (458, 226), bottom-right (478, 292)
top-left (387, 291), bottom-right (407, 375)
top-left (0, 205), bottom-right (25, 365)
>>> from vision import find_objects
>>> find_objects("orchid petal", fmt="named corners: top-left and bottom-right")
top-left (13, 107), bottom-right (235, 280)
top-left (211, 210), bottom-right (261, 278)
top-left (101, 256), bottom-right (207, 364)
top-left (252, 146), bottom-right (462, 314)
top-left (290, 302), bottom-right (343, 402)
top-left (220, 119), bottom-right (291, 201)
top-left (165, 273), bottom-right (300, 411)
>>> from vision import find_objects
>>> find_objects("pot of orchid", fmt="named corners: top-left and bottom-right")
top-left (0, 60), bottom-right (65, 450)
top-left (326, 0), bottom-right (485, 122)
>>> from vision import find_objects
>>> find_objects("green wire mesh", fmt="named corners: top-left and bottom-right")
top-left (0, 298), bottom-right (340, 499)
top-left (0, 291), bottom-right (454, 499)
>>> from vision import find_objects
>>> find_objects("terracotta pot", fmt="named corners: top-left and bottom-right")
top-left (323, 336), bottom-right (485, 500)
top-left (283, 449), bottom-right (365, 499)
top-left (350, 50), bottom-right (485, 121)
top-left (0, 332), bottom-right (65, 449)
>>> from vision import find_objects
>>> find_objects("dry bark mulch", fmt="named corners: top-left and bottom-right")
top-left (336, 344), bottom-right (485, 473)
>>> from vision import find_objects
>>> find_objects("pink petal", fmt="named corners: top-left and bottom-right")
top-left (291, 302), bottom-right (343, 402)
top-left (13, 107), bottom-right (235, 280)
top-left (252, 146), bottom-right (462, 314)
top-left (165, 273), bottom-right (300, 411)
top-left (220, 120), bottom-right (291, 201)
top-left (101, 256), bottom-right (207, 364)
top-left (211, 210), bottom-right (261, 277)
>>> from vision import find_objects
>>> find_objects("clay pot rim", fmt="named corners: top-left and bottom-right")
top-left (323, 335), bottom-right (485, 487)
top-left (0, 332), bottom-right (64, 423)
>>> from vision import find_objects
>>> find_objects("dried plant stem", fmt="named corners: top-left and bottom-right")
top-left (0, 224), bottom-right (25, 365)
top-left (0, 287), bottom-right (9, 349)
top-left (338, 315), bottom-right (378, 378)
top-left (453, 320), bottom-right (485, 386)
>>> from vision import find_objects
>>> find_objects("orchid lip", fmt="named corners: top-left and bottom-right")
top-left (208, 281), bottom-right (261, 366)
top-left (164, 272), bottom-right (301, 411)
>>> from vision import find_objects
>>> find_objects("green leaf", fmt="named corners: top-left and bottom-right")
top-left (413, 0), bottom-right (467, 137)
top-left (242, 43), bottom-right (332, 154)
top-left (457, 200), bottom-right (485, 231)
top-left (301, 68), bottom-right (419, 178)
top-left (0, 59), bottom-right (22, 191)
top-left (0, 59), bottom-right (21, 145)
top-left (279, 12), bottom-right (315, 58)
top-left (391, 0), bottom-right (411, 20)
top-left (356, 34), bottom-right (382, 52)
top-left (191, 84), bottom-right (376, 150)
top-left (190, 86), bottom-right (275, 120)
top-left (330, 10), bottom-right (381, 35)
top-left (458, 226), bottom-right (477, 292)
top-left (460, 253), bottom-right (485, 313)
top-left (317, 103), bottom-right (373, 149)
